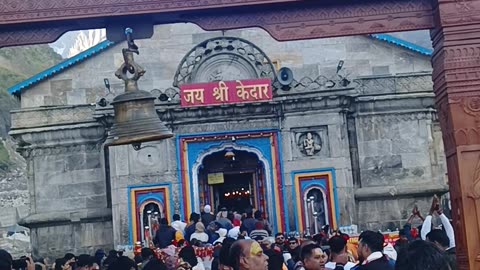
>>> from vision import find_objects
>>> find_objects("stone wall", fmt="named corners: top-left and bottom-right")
top-left (9, 105), bottom-right (113, 257)
top-left (353, 75), bottom-right (448, 230)
top-left (20, 24), bottom-right (432, 108)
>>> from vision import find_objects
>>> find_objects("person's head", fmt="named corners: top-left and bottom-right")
top-left (398, 229), bottom-right (408, 241)
top-left (219, 238), bottom-right (235, 270)
top-left (177, 239), bottom-right (187, 248)
top-left (76, 255), bottom-right (95, 270)
top-left (173, 214), bottom-right (181, 221)
top-left (102, 255), bottom-right (117, 269)
top-left (254, 222), bottom-right (264, 230)
top-left (426, 229), bottom-right (450, 250)
top-left (358, 231), bottom-right (384, 262)
top-left (395, 240), bottom-right (452, 270)
top-left (160, 217), bottom-right (168, 225)
top-left (230, 240), bottom-right (268, 270)
top-left (55, 258), bottom-right (71, 270)
top-left (287, 237), bottom-right (299, 250)
top-left (63, 253), bottom-right (76, 267)
top-left (274, 233), bottom-right (284, 245)
top-left (93, 250), bottom-right (105, 265)
top-left (64, 253), bottom-right (75, 261)
top-left (245, 208), bottom-right (253, 218)
top-left (233, 219), bottom-right (241, 227)
top-left (0, 249), bottom-right (12, 270)
top-left (328, 235), bottom-right (347, 255)
top-left (107, 250), bottom-right (117, 258)
top-left (190, 212), bottom-right (200, 223)
top-left (179, 246), bottom-right (198, 267)
top-left (195, 222), bottom-right (206, 232)
top-left (107, 256), bottom-right (136, 270)
top-left (262, 237), bottom-right (274, 250)
top-left (204, 205), bottom-right (212, 214)
top-left (220, 207), bottom-right (228, 218)
top-left (300, 244), bottom-right (327, 270)
top-left (254, 211), bottom-right (262, 220)
top-left (141, 248), bottom-right (154, 260)
top-left (142, 259), bottom-right (167, 270)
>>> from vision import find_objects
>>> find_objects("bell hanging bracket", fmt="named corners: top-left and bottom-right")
top-left (105, 28), bottom-right (173, 149)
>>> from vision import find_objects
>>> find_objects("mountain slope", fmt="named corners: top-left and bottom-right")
top-left (0, 44), bottom-right (62, 139)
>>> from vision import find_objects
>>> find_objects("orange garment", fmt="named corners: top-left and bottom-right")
top-left (346, 242), bottom-right (358, 262)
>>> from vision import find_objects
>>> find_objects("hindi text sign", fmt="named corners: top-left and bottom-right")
top-left (208, 173), bottom-right (225, 185)
top-left (180, 79), bottom-right (272, 107)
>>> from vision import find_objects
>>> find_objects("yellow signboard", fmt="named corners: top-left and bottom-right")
top-left (208, 173), bottom-right (224, 185)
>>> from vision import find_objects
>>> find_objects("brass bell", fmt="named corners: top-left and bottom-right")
top-left (105, 30), bottom-right (173, 147)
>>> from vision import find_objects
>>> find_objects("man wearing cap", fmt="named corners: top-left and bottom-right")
top-left (202, 205), bottom-right (215, 228)
top-left (214, 228), bottom-right (228, 245)
top-left (217, 207), bottom-right (233, 231)
top-left (228, 219), bottom-right (242, 239)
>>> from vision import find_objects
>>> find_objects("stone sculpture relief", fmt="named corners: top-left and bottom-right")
top-left (173, 37), bottom-right (276, 87)
top-left (299, 132), bottom-right (322, 156)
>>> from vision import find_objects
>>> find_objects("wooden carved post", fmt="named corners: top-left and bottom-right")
top-left (432, 0), bottom-right (480, 269)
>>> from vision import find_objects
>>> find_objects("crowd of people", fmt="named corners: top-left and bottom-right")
top-left (0, 196), bottom-right (457, 270)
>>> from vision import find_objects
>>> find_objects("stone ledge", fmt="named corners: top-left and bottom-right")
top-left (355, 183), bottom-right (449, 200)
top-left (18, 208), bottom-right (112, 228)
top-left (11, 105), bottom-right (96, 129)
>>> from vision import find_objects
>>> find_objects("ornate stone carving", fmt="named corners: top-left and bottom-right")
top-left (189, 0), bottom-right (434, 41)
top-left (298, 132), bottom-right (322, 156)
top-left (0, 25), bottom-right (74, 47)
top-left (173, 37), bottom-right (276, 87)
top-left (1, 0), bottom-right (434, 47)
top-left (431, 1), bottom-right (480, 266)
top-left (356, 112), bottom-right (436, 125)
top-left (0, 0), bottom-right (299, 22)
top-left (275, 75), bottom-right (359, 93)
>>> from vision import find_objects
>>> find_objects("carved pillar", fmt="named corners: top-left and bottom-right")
top-left (9, 106), bottom-right (113, 258)
top-left (432, 1), bottom-right (480, 268)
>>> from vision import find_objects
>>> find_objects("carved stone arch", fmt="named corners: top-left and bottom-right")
top-left (191, 142), bottom-right (274, 220)
top-left (173, 36), bottom-right (277, 87)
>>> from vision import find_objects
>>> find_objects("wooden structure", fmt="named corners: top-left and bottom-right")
top-left (1, 0), bottom-right (480, 268)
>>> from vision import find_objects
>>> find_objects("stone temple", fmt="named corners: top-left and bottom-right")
top-left (7, 24), bottom-right (447, 257)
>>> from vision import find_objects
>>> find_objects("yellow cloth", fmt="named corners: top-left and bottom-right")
top-left (175, 230), bottom-right (184, 241)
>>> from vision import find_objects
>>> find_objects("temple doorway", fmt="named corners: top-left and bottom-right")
top-left (198, 149), bottom-right (268, 216)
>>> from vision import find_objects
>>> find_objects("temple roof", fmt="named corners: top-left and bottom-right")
top-left (8, 40), bottom-right (115, 95)
top-left (7, 34), bottom-right (432, 96)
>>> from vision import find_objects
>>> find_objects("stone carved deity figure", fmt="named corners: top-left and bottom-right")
top-left (303, 132), bottom-right (321, 156)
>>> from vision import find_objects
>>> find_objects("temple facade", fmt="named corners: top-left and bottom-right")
top-left (8, 24), bottom-right (447, 257)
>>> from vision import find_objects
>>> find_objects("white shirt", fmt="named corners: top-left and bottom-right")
top-left (171, 220), bottom-right (187, 233)
top-left (193, 257), bottom-right (205, 270)
top-left (421, 214), bottom-right (456, 249)
top-left (325, 261), bottom-right (356, 270)
top-left (362, 251), bottom-right (384, 265)
top-left (228, 226), bottom-right (240, 239)
top-left (190, 232), bottom-right (209, 243)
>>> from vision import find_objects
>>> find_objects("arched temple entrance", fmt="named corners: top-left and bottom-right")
top-left (179, 132), bottom-right (286, 232)
top-left (198, 149), bottom-right (269, 216)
